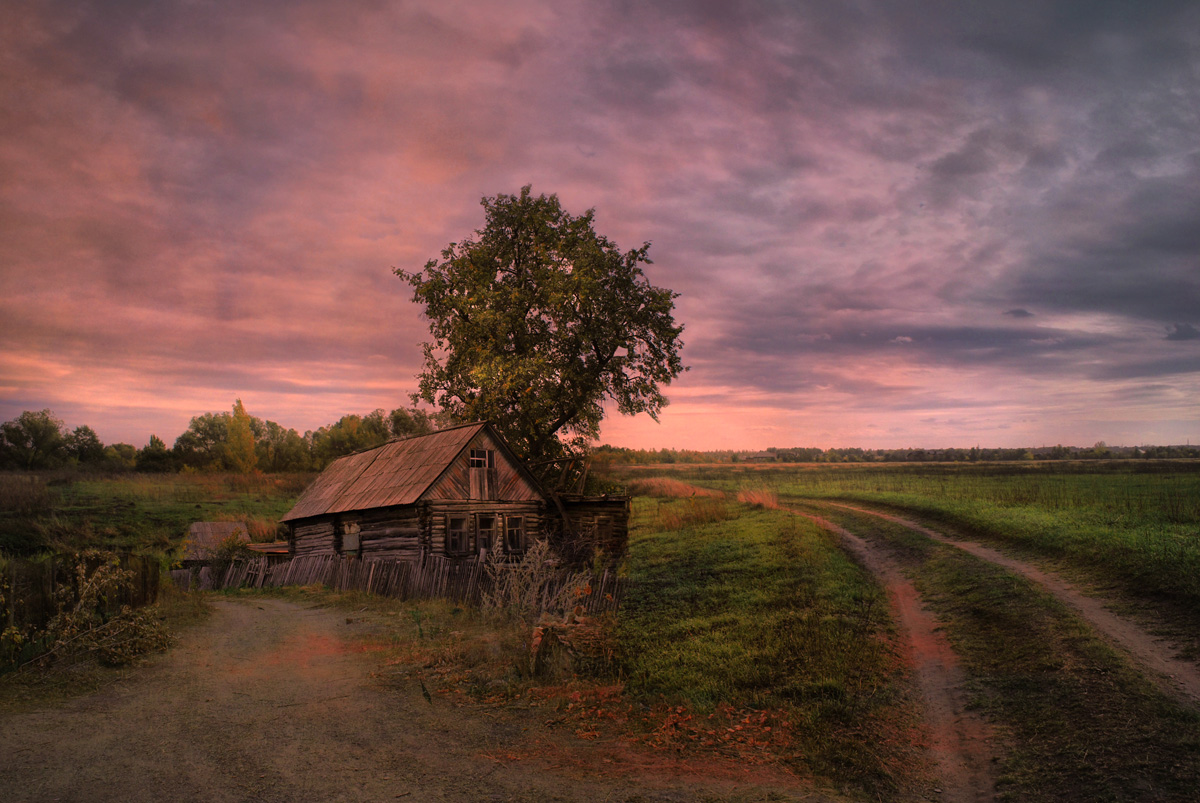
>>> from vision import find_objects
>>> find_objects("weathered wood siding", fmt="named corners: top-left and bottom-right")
top-left (424, 431), bottom-right (541, 502)
top-left (356, 507), bottom-right (423, 561)
top-left (424, 500), bottom-right (545, 558)
top-left (291, 520), bottom-right (336, 558)
top-left (561, 497), bottom-right (630, 559)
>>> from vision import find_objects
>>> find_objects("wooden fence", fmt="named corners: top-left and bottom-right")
top-left (172, 553), bottom-right (625, 615)
top-left (3, 553), bottom-right (162, 631)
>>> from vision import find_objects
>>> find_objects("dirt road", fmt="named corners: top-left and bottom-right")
top-left (0, 599), bottom-right (825, 803)
top-left (825, 502), bottom-right (1200, 707)
top-left (794, 511), bottom-right (997, 803)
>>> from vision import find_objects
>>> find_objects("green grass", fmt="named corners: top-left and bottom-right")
top-left (0, 471), bottom-right (313, 556)
top-left (617, 498), bottom-right (922, 794)
top-left (613, 461), bottom-right (1200, 617)
top-left (805, 503), bottom-right (1200, 802)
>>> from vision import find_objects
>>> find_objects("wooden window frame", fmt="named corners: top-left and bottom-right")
top-left (469, 449), bottom-right (497, 500)
top-left (504, 516), bottom-right (525, 554)
top-left (446, 515), bottom-right (471, 556)
top-left (476, 513), bottom-right (496, 554)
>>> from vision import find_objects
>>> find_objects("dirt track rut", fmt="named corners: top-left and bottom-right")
top-left (794, 511), bottom-right (998, 803)
top-left (825, 502), bottom-right (1200, 707)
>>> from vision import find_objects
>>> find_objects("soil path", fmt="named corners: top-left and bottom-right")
top-left (824, 501), bottom-right (1200, 707)
top-left (0, 598), bottom-right (824, 803)
top-left (793, 511), bottom-right (997, 803)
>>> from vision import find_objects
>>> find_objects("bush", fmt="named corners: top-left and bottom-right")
top-left (5, 550), bottom-right (171, 670)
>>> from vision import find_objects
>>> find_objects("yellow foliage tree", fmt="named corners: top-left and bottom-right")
top-left (226, 398), bottom-right (258, 474)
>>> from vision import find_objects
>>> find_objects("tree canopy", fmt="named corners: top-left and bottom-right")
top-left (397, 186), bottom-right (686, 462)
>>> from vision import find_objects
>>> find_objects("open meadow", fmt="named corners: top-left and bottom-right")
top-left (4, 461), bottom-right (1200, 801)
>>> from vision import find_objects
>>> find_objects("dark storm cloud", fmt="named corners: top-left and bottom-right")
top-left (1166, 324), bottom-right (1200, 342)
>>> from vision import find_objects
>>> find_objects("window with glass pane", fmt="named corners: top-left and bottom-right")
top-left (447, 516), bottom-right (469, 554)
top-left (477, 515), bottom-right (496, 552)
top-left (504, 516), bottom-right (524, 553)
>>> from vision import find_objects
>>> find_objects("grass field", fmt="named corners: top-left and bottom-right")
top-left (0, 471), bottom-right (313, 555)
top-left (617, 461), bottom-right (1200, 616)
top-left (616, 494), bottom-right (922, 794)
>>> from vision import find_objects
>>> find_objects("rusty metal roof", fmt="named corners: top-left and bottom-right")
top-left (280, 423), bottom-right (489, 522)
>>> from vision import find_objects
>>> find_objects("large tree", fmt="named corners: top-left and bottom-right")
top-left (397, 186), bottom-right (685, 462)
top-left (0, 409), bottom-right (67, 469)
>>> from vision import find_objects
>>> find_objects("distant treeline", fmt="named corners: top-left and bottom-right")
top-left (594, 442), bottom-right (1200, 465)
top-left (0, 403), bottom-right (437, 473)
top-left (2, 405), bottom-right (1197, 474)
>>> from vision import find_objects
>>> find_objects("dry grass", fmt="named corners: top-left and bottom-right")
top-left (656, 497), bottom-right (733, 530)
top-left (211, 513), bottom-right (280, 542)
top-left (736, 485), bottom-right (779, 509)
top-left (627, 477), bottom-right (725, 499)
top-left (0, 474), bottom-right (53, 516)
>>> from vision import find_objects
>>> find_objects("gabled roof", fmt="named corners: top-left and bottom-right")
top-left (281, 422), bottom-right (524, 523)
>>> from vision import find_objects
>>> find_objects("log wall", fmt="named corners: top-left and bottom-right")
top-left (561, 497), bottom-right (631, 559)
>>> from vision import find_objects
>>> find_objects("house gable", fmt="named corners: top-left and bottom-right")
top-left (422, 429), bottom-right (543, 502)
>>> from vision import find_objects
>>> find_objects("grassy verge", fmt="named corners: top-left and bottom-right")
top-left (805, 502), bottom-right (1200, 802)
top-left (616, 498), bottom-right (924, 796)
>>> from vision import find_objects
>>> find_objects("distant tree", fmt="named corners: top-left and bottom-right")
top-left (103, 443), bottom-right (138, 470)
top-left (225, 399), bottom-right (258, 474)
top-left (309, 411), bottom-right (394, 468)
top-left (137, 435), bottom-right (175, 473)
top-left (388, 406), bottom-right (436, 439)
top-left (65, 424), bottom-right (105, 465)
top-left (0, 409), bottom-right (68, 469)
top-left (397, 186), bottom-right (686, 463)
top-left (256, 420), bottom-right (311, 472)
top-left (173, 411), bottom-right (230, 470)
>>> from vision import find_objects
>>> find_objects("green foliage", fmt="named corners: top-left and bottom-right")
top-left (397, 185), bottom-right (686, 462)
top-left (172, 410), bottom-right (230, 470)
top-left (102, 443), bottom-right (137, 471)
top-left (136, 435), bottom-right (174, 472)
top-left (0, 410), bottom-right (67, 470)
top-left (255, 420), bottom-right (310, 472)
top-left (64, 425), bottom-right (104, 464)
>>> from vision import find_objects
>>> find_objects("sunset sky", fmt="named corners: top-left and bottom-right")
top-left (2, 0), bottom-right (1198, 451)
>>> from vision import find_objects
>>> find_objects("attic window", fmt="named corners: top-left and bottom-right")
top-left (469, 449), bottom-right (497, 500)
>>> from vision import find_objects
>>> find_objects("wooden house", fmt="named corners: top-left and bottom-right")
top-left (280, 422), bottom-right (627, 562)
